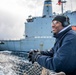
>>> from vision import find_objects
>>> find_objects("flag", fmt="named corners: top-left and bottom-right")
top-left (57, 0), bottom-right (62, 5)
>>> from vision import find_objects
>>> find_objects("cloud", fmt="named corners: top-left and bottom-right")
top-left (16, 0), bottom-right (44, 16)
top-left (0, 0), bottom-right (44, 40)
top-left (0, 11), bottom-right (24, 40)
top-left (0, 0), bottom-right (43, 40)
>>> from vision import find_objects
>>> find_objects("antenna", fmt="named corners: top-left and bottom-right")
top-left (70, 0), bottom-right (73, 11)
top-left (57, 0), bottom-right (67, 14)
top-left (61, 0), bottom-right (67, 13)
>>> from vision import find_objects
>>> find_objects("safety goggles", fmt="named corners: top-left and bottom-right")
top-left (52, 21), bottom-right (59, 25)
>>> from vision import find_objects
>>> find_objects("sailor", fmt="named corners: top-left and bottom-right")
top-left (28, 15), bottom-right (76, 75)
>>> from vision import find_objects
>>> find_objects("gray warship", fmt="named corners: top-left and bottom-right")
top-left (0, 0), bottom-right (76, 51)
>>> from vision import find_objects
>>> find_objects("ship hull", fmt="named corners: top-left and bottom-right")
top-left (0, 38), bottom-right (55, 51)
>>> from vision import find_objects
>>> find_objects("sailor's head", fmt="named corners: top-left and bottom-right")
top-left (52, 15), bottom-right (70, 34)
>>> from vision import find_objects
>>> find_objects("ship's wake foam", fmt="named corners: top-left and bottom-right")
top-left (0, 51), bottom-right (43, 75)
top-left (0, 51), bottom-right (30, 75)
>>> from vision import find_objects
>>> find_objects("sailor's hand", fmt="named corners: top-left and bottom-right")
top-left (28, 49), bottom-right (41, 64)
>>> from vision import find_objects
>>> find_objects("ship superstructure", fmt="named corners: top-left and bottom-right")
top-left (0, 0), bottom-right (76, 51)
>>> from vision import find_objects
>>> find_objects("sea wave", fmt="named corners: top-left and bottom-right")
top-left (0, 51), bottom-right (42, 75)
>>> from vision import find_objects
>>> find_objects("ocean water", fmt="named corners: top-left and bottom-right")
top-left (0, 51), bottom-right (60, 75)
top-left (0, 51), bottom-right (28, 75)
top-left (0, 51), bottom-right (42, 75)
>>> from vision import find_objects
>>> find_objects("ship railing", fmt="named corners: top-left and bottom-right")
top-left (22, 62), bottom-right (55, 75)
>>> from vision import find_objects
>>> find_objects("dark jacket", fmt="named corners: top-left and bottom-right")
top-left (36, 26), bottom-right (76, 75)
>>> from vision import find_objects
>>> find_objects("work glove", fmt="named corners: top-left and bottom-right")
top-left (28, 49), bottom-right (41, 64)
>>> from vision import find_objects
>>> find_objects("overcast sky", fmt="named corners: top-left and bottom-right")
top-left (0, 0), bottom-right (76, 40)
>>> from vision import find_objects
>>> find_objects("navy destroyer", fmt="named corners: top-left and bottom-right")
top-left (0, 0), bottom-right (76, 51)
